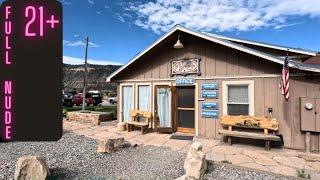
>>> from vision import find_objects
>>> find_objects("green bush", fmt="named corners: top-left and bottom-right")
top-left (297, 169), bottom-right (311, 179)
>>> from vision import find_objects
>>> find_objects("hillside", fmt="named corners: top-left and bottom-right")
top-left (63, 64), bottom-right (121, 92)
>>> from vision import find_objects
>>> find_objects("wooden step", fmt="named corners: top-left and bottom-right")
top-left (219, 129), bottom-right (281, 141)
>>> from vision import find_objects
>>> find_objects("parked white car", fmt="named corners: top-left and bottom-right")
top-left (107, 96), bottom-right (117, 105)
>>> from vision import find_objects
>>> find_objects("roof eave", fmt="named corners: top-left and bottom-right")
top-left (106, 25), bottom-right (319, 82)
top-left (208, 34), bottom-right (317, 56)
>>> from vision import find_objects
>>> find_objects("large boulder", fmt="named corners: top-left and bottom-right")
top-left (183, 141), bottom-right (207, 180)
top-left (14, 156), bottom-right (50, 180)
top-left (97, 137), bottom-right (126, 153)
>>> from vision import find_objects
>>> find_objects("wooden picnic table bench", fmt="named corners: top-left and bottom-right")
top-left (219, 115), bottom-right (281, 150)
top-left (126, 110), bottom-right (151, 134)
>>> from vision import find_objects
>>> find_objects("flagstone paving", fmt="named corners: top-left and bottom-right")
top-left (64, 120), bottom-right (320, 179)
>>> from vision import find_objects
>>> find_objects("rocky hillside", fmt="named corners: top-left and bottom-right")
top-left (63, 64), bottom-right (121, 91)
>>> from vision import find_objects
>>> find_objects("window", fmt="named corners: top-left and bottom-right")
top-left (137, 85), bottom-right (151, 111)
top-left (227, 85), bottom-right (249, 115)
top-left (121, 85), bottom-right (134, 122)
top-left (223, 81), bottom-right (254, 116)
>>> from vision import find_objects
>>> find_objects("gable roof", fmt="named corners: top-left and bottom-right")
top-left (107, 25), bottom-right (319, 82)
top-left (205, 33), bottom-right (317, 56)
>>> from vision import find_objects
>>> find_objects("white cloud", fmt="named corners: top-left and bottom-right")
top-left (88, 0), bottom-right (94, 5)
top-left (116, 14), bottom-right (125, 23)
top-left (128, 0), bottom-right (320, 33)
top-left (63, 56), bottom-right (123, 65)
top-left (96, 11), bottom-right (102, 15)
top-left (63, 40), bottom-right (100, 48)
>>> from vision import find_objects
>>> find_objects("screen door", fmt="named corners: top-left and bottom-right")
top-left (177, 86), bottom-right (195, 133)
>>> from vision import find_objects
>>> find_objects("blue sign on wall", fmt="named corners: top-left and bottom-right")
top-left (202, 90), bottom-right (218, 99)
top-left (202, 102), bottom-right (218, 110)
top-left (202, 82), bottom-right (218, 90)
top-left (175, 78), bottom-right (195, 86)
top-left (202, 110), bottom-right (219, 118)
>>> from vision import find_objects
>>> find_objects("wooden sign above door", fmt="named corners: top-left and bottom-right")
top-left (171, 58), bottom-right (201, 76)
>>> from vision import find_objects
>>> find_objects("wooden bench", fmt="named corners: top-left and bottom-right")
top-left (219, 115), bottom-right (281, 150)
top-left (126, 110), bottom-right (151, 134)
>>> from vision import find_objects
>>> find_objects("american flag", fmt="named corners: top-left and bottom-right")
top-left (281, 54), bottom-right (290, 100)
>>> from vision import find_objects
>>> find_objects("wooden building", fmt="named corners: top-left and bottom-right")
top-left (107, 25), bottom-right (320, 151)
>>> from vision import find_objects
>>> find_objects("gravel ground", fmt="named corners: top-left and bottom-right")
top-left (203, 163), bottom-right (296, 180)
top-left (0, 133), bottom-right (297, 180)
top-left (0, 133), bottom-right (185, 180)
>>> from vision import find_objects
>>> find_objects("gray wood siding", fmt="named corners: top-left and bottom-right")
top-left (115, 35), bottom-right (320, 151)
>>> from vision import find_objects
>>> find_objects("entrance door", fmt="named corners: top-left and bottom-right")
top-left (176, 86), bottom-right (195, 133)
top-left (154, 86), bottom-right (173, 132)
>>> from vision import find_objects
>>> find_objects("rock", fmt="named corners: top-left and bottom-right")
top-left (175, 175), bottom-right (187, 180)
top-left (14, 156), bottom-right (50, 180)
top-left (184, 141), bottom-right (207, 180)
top-left (205, 152), bottom-right (225, 162)
top-left (97, 137), bottom-right (125, 153)
top-left (268, 165), bottom-right (296, 177)
top-left (298, 152), bottom-right (320, 162)
top-left (307, 161), bottom-right (320, 171)
top-left (240, 162), bottom-right (269, 172)
top-left (273, 156), bottom-right (307, 169)
top-left (116, 122), bottom-right (126, 132)
top-left (211, 145), bottom-right (242, 155)
top-left (225, 154), bottom-right (253, 165)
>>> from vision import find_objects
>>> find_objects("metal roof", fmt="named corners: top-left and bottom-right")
top-left (107, 25), bottom-right (319, 82)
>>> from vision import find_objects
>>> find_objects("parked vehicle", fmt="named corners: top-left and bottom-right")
top-left (107, 96), bottom-right (117, 105)
top-left (63, 92), bottom-right (74, 107)
top-left (72, 93), bottom-right (94, 106)
top-left (88, 90), bottom-right (103, 106)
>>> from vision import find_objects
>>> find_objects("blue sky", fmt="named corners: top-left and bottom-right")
top-left (2, 0), bottom-right (320, 65)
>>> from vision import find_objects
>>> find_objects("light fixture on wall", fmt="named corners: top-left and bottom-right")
top-left (174, 35), bottom-right (184, 49)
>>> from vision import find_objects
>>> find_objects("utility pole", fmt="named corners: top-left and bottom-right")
top-left (82, 36), bottom-right (89, 111)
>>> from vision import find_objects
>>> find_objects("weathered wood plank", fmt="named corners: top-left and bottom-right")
top-left (238, 53), bottom-right (251, 75)
top-left (264, 78), bottom-right (278, 117)
top-left (219, 130), bottom-right (281, 141)
top-left (197, 79), bottom-right (206, 137)
top-left (291, 79), bottom-right (307, 149)
top-left (226, 48), bottom-right (238, 75)
top-left (206, 43), bottom-right (216, 76)
top-left (254, 78), bottom-right (265, 116)
top-left (221, 115), bottom-right (279, 131)
top-left (215, 44), bottom-right (227, 75)
top-left (276, 77), bottom-right (292, 148)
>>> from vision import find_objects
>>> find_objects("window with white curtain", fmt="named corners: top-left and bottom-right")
top-left (122, 85), bottom-right (133, 122)
top-left (138, 85), bottom-right (151, 111)
top-left (223, 81), bottom-right (254, 116)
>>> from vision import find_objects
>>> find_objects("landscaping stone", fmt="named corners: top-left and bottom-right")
top-left (307, 161), bottom-right (320, 172)
top-left (67, 111), bottom-right (112, 125)
top-left (267, 165), bottom-right (297, 177)
top-left (116, 122), bottom-right (126, 132)
top-left (211, 145), bottom-right (242, 155)
top-left (205, 152), bottom-right (226, 162)
top-left (240, 162), bottom-right (269, 172)
top-left (14, 156), bottom-right (50, 180)
top-left (298, 152), bottom-right (320, 162)
top-left (243, 150), bottom-right (278, 166)
top-left (97, 137), bottom-right (125, 153)
top-left (225, 154), bottom-right (254, 165)
top-left (184, 141), bottom-right (207, 180)
top-left (273, 156), bottom-right (308, 169)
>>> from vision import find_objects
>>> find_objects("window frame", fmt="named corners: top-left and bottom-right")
top-left (119, 83), bottom-right (135, 123)
top-left (135, 83), bottom-right (152, 112)
top-left (222, 80), bottom-right (254, 116)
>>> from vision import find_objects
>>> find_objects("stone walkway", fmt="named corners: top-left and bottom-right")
top-left (64, 120), bottom-right (320, 179)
